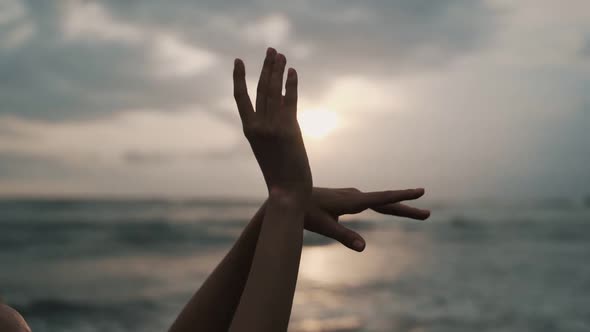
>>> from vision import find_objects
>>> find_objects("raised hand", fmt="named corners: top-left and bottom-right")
top-left (305, 187), bottom-right (430, 252)
top-left (233, 48), bottom-right (312, 198)
top-left (230, 48), bottom-right (313, 332)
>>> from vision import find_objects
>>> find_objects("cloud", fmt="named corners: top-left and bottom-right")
top-left (0, 109), bottom-right (239, 166)
top-left (0, 108), bottom-right (262, 197)
top-left (299, 76), bottom-right (408, 115)
top-left (287, 0), bottom-right (498, 78)
top-left (0, 0), bottom-right (499, 121)
top-left (242, 13), bottom-right (290, 46)
top-left (479, 0), bottom-right (590, 68)
top-left (0, 0), bottom-right (35, 50)
top-left (61, 0), bottom-right (217, 77)
top-left (0, 1), bottom-right (224, 120)
top-left (0, 0), bottom-right (26, 24)
top-left (580, 39), bottom-right (590, 58)
top-left (0, 151), bottom-right (76, 185)
top-left (153, 34), bottom-right (217, 77)
top-left (61, 0), bottom-right (143, 42)
top-left (122, 144), bottom-right (249, 165)
top-left (1, 0), bottom-right (588, 198)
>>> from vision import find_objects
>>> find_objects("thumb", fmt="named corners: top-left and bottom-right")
top-left (306, 208), bottom-right (366, 252)
top-left (325, 222), bottom-right (366, 252)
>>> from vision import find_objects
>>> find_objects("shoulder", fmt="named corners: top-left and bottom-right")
top-left (0, 304), bottom-right (32, 332)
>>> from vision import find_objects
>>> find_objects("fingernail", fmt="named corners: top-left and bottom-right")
top-left (352, 239), bottom-right (365, 252)
top-left (234, 58), bottom-right (239, 66)
top-left (267, 47), bottom-right (275, 55)
top-left (288, 68), bottom-right (295, 77)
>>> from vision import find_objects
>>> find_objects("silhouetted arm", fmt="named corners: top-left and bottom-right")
top-left (168, 185), bottom-right (431, 332)
top-left (227, 48), bottom-right (311, 332)
top-left (168, 203), bottom-right (267, 332)
top-left (228, 191), bottom-right (305, 332)
top-left (169, 47), bottom-right (431, 332)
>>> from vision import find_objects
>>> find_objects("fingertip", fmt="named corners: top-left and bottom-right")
top-left (412, 188), bottom-right (425, 198)
top-left (288, 67), bottom-right (297, 78)
top-left (352, 238), bottom-right (366, 252)
top-left (234, 58), bottom-right (245, 72)
top-left (420, 210), bottom-right (431, 220)
top-left (267, 47), bottom-right (276, 56)
top-left (233, 59), bottom-right (244, 79)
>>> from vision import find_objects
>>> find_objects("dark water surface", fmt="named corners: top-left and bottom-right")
top-left (1, 199), bottom-right (589, 332)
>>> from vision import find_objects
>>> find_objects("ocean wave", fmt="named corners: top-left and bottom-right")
top-left (13, 297), bottom-right (159, 318)
top-left (0, 218), bottom-right (244, 256)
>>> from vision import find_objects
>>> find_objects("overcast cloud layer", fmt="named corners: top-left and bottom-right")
top-left (0, 0), bottom-right (588, 200)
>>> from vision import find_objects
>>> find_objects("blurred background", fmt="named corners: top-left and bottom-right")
top-left (0, 0), bottom-right (589, 331)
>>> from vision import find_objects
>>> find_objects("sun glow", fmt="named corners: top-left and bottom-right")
top-left (297, 108), bottom-right (339, 139)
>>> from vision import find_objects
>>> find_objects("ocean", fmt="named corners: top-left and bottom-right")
top-left (1, 198), bottom-right (589, 332)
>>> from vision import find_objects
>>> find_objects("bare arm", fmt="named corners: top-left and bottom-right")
top-left (168, 187), bottom-right (429, 332)
top-left (171, 47), bottom-right (310, 332)
top-left (228, 192), bottom-right (306, 332)
top-left (168, 203), bottom-right (267, 332)
top-left (227, 48), bottom-right (311, 332)
top-left (168, 188), bottom-right (429, 331)
top-left (169, 47), bottom-right (431, 332)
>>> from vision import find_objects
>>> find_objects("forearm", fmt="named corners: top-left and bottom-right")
top-left (229, 192), bottom-right (307, 332)
top-left (169, 201), bottom-right (266, 332)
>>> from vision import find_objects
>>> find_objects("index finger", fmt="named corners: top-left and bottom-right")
top-left (233, 58), bottom-right (254, 123)
top-left (266, 53), bottom-right (286, 117)
top-left (256, 47), bottom-right (277, 116)
top-left (352, 188), bottom-right (425, 211)
top-left (372, 203), bottom-right (431, 220)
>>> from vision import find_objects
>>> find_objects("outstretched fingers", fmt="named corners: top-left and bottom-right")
top-left (330, 222), bottom-right (366, 252)
top-left (372, 203), bottom-right (431, 220)
top-left (266, 53), bottom-right (286, 119)
top-left (233, 58), bottom-right (254, 123)
top-left (349, 188), bottom-right (425, 213)
top-left (284, 68), bottom-right (298, 115)
top-left (256, 47), bottom-right (276, 117)
top-left (306, 209), bottom-right (366, 252)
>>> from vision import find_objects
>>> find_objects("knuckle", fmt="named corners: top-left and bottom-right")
top-left (243, 123), bottom-right (277, 139)
top-left (265, 128), bottom-right (279, 139)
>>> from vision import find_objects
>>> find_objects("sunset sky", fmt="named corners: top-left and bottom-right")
top-left (0, 0), bottom-right (588, 200)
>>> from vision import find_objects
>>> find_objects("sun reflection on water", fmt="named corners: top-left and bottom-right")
top-left (293, 227), bottom-right (431, 331)
top-left (299, 229), bottom-right (423, 286)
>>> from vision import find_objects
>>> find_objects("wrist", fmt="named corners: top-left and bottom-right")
top-left (268, 186), bottom-right (310, 208)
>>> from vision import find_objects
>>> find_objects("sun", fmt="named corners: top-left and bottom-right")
top-left (297, 108), bottom-right (339, 139)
